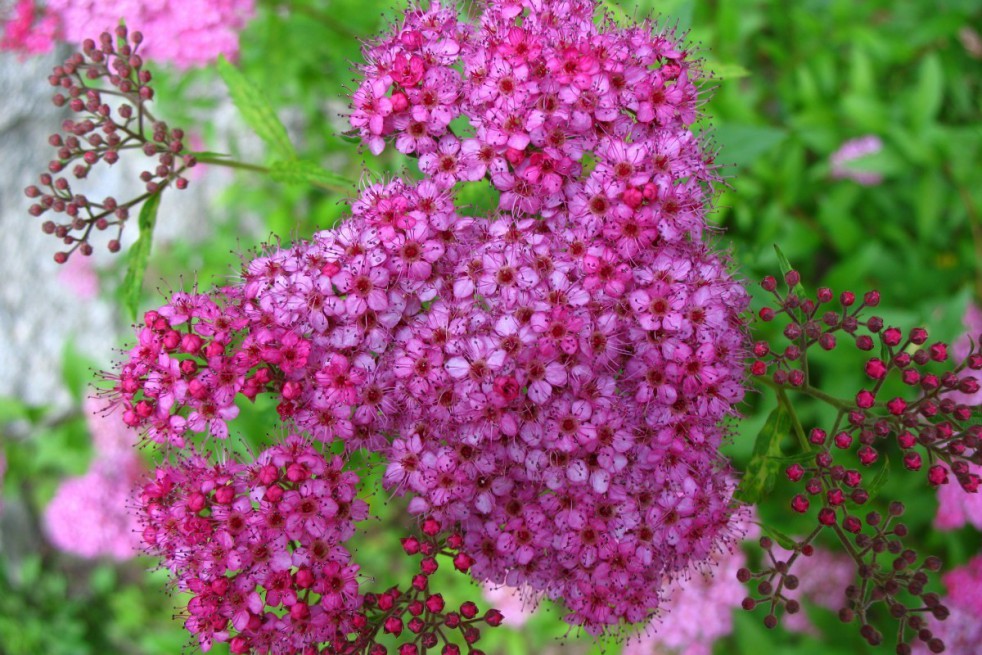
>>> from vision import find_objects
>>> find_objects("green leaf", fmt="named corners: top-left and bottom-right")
top-left (120, 192), bottom-right (163, 321)
top-left (863, 455), bottom-right (890, 503)
top-left (188, 150), bottom-right (233, 160)
top-left (761, 524), bottom-right (797, 551)
top-left (735, 403), bottom-right (792, 504)
top-left (714, 124), bottom-right (787, 168)
top-left (268, 159), bottom-right (352, 194)
top-left (703, 60), bottom-right (750, 80)
top-left (61, 340), bottom-right (98, 403)
top-left (216, 55), bottom-right (296, 161)
top-left (0, 397), bottom-right (30, 424)
top-left (908, 52), bottom-right (943, 127)
top-left (773, 244), bottom-right (807, 297)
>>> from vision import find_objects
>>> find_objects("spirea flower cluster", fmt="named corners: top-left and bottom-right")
top-left (106, 0), bottom-right (751, 647)
top-left (1, 0), bottom-right (254, 68)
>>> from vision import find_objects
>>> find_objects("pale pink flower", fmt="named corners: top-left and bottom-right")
top-left (829, 135), bottom-right (884, 186)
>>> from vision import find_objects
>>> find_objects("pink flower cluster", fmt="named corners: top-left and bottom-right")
top-left (43, 397), bottom-right (142, 559)
top-left (137, 435), bottom-right (369, 654)
top-left (2, 0), bottom-right (253, 68)
top-left (110, 0), bottom-right (750, 641)
top-left (350, 0), bottom-right (714, 238)
top-left (114, 168), bottom-right (747, 634)
top-left (0, 0), bottom-right (58, 54)
top-left (622, 510), bottom-right (752, 655)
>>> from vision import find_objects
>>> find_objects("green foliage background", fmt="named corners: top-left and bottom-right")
top-left (1, 0), bottom-right (980, 654)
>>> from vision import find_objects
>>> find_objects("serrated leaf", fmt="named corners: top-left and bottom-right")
top-left (217, 55), bottom-right (296, 161)
top-left (735, 403), bottom-right (791, 504)
top-left (773, 244), bottom-right (807, 298)
top-left (268, 159), bottom-right (352, 194)
top-left (121, 192), bottom-right (163, 321)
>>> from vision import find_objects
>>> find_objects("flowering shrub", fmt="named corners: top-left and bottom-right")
top-left (104, 0), bottom-right (755, 644)
top-left (4, 1), bottom-right (981, 655)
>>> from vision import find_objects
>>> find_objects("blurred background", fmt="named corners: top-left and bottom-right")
top-left (1, 0), bottom-right (980, 653)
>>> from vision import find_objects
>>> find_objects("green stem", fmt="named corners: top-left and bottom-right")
top-left (776, 387), bottom-right (811, 452)
top-left (194, 155), bottom-right (270, 174)
top-left (194, 155), bottom-right (349, 194)
top-left (755, 375), bottom-right (853, 411)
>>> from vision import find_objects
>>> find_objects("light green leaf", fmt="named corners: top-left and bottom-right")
top-left (61, 340), bottom-right (98, 403)
top-left (735, 403), bottom-right (792, 504)
top-left (121, 192), bottom-right (163, 321)
top-left (909, 52), bottom-right (943, 127)
top-left (773, 244), bottom-right (807, 297)
top-left (217, 55), bottom-right (296, 161)
top-left (268, 159), bottom-right (353, 195)
top-left (714, 124), bottom-right (787, 168)
top-left (761, 524), bottom-right (797, 551)
top-left (915, 171), bottom-right (945, 241)
top-left (703, 60), bottom-right (750, 80)
top-left (0, 397), bottom-right (27, 422)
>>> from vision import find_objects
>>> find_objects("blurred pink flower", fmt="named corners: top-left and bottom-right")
top-left (830, 135), bottom-right (883, 186)
top-left (622, 545), bottom-right (746, 655)
top-left (3, 0), bottom-right (254, 68)
top-left (43, 397), bottom-right (143, 559)
top-left (935, 462), bottom-right (982, 531)
top-left (933, 303), bottom-right (982, 530)
top-left (948, 303), bottom-right (982, 406)
top-left (0, 0), bottom-right (58, 55)
top-left (774, 546), bottom-right (854, 634)
top-left (43, 453), bottom-right (143, 559)
top-left (56, 253), bottom-right (100, 300)
top-left (84, 396), bottom-right (140, 458)
top-left (481, 583), bottom-right (538, 628)
top-left (913, 555), bottom-right (982, 654)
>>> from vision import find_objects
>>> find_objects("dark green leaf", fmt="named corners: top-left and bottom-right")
top-left (268, 159), bottom-right (353, 196)
top-left (735, 403), bottom-right (791, 504)
top-left (188, 150), bottom-right (233, 160)
top-left (864, 455), bottom-right (890, 503)
top-left (120, 192), bottom-right (163, 321)
top-left (217, 55), bottom-right (296, 161)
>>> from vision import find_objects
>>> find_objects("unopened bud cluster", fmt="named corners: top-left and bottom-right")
top-left (739, 507), bottom-right (949, 653)
top-left (741, 270), bottom-right (982, 652)
top-left (754, 270), bottom-right (981, 493)
top-left (24, 25), bottom-right (193, 262)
